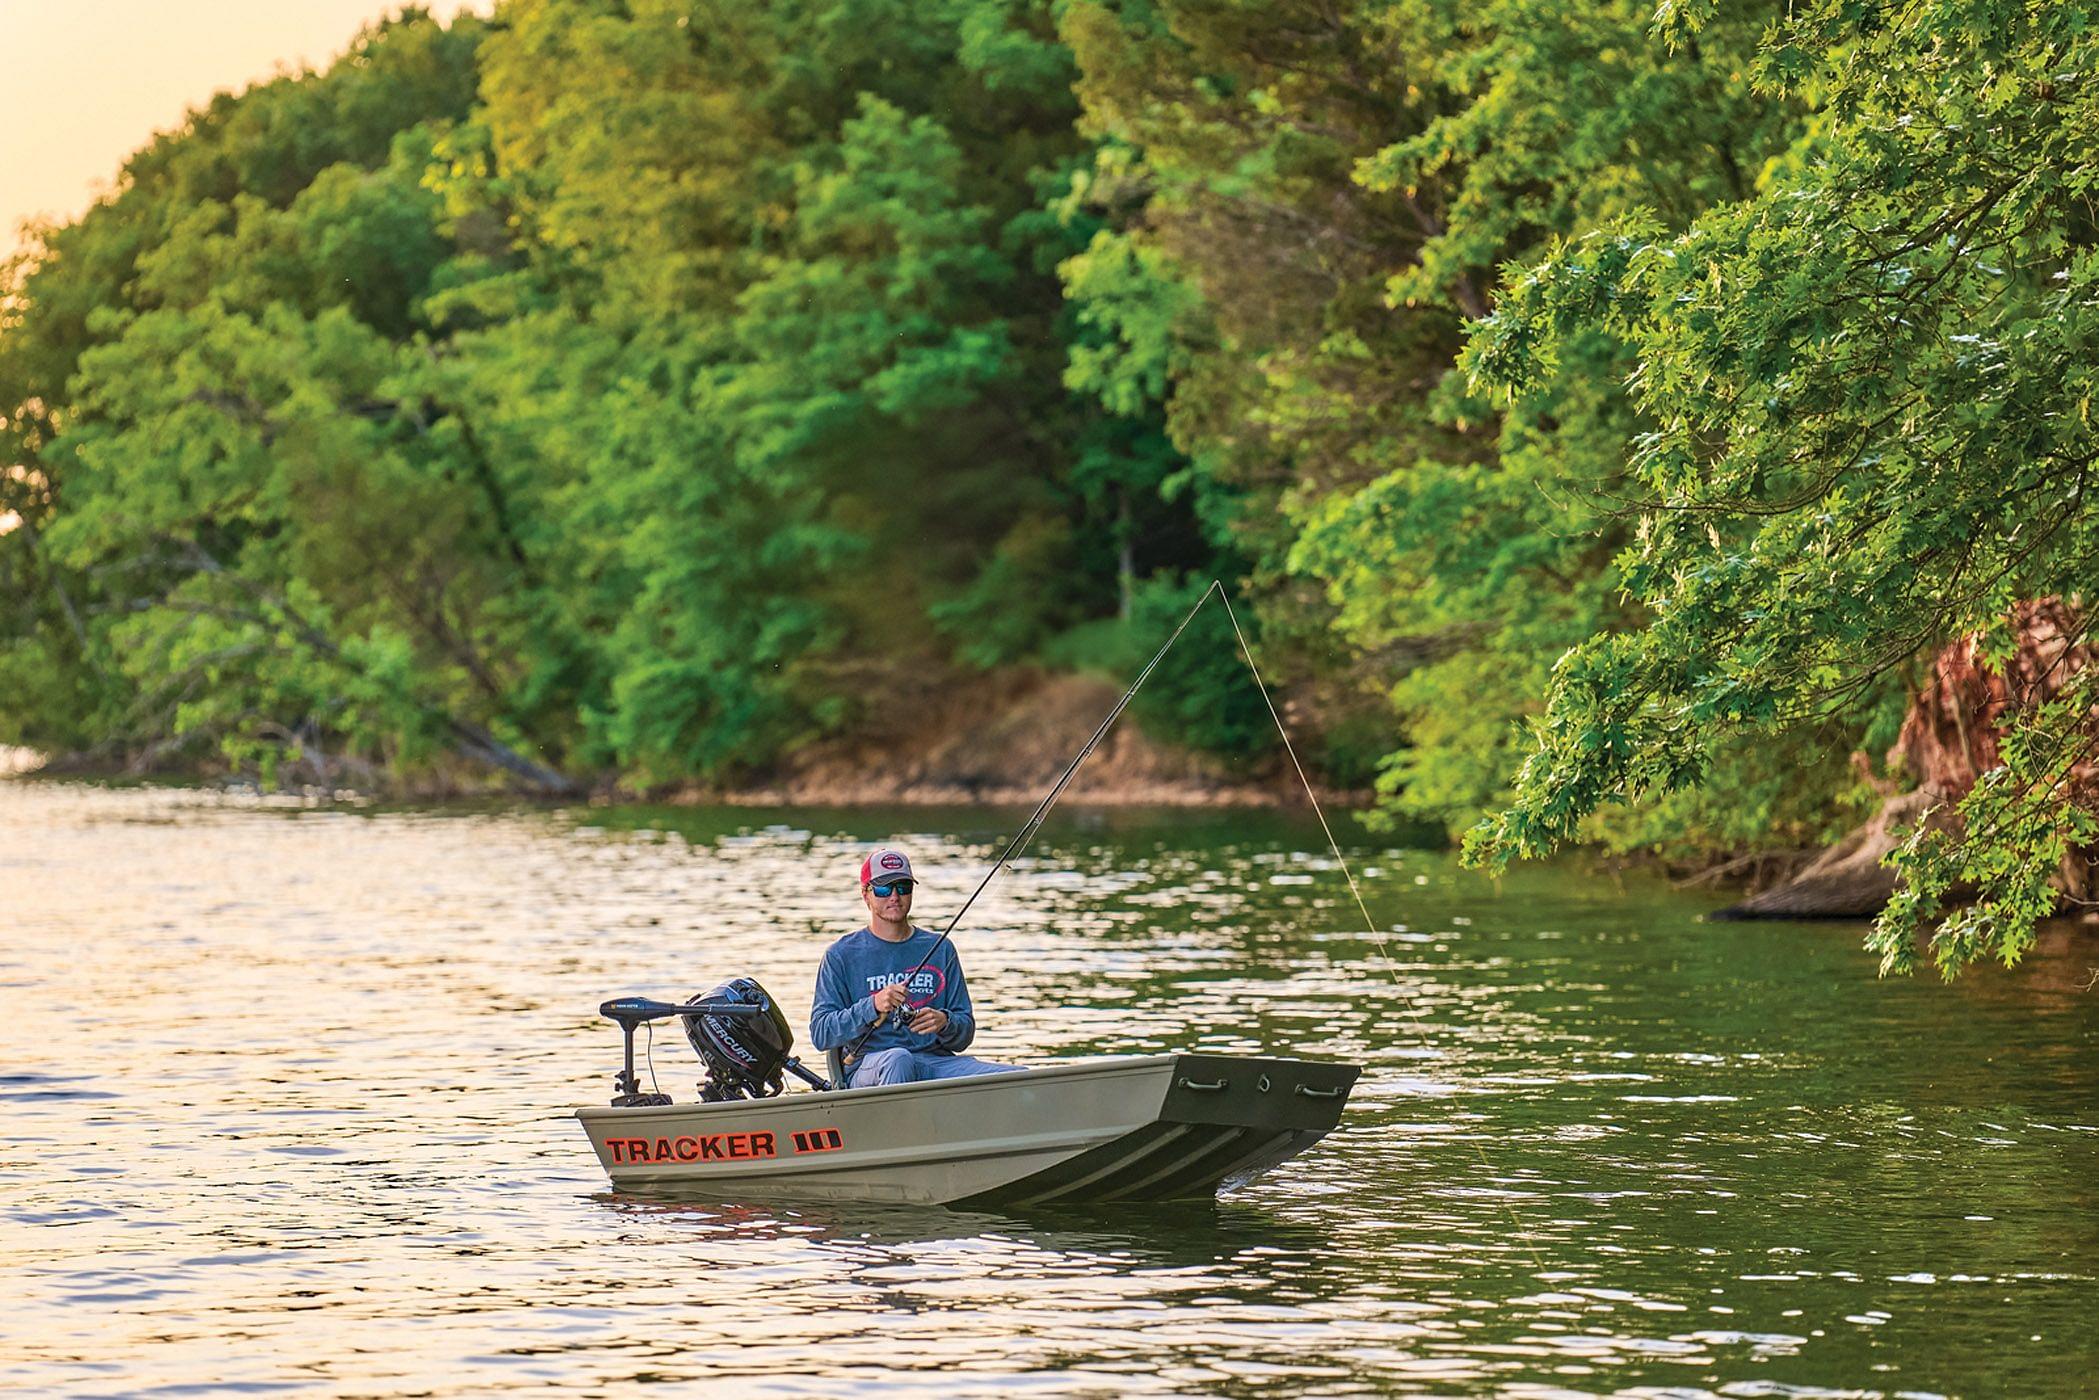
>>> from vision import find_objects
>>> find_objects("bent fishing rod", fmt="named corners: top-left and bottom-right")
top-left (840, 579), bottom-right (1226, 1066)
top-left (831, 587), bottom-right (1546, 1267)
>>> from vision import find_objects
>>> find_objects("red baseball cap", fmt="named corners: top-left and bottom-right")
top-left (859, 847), bottom-right (914, 887)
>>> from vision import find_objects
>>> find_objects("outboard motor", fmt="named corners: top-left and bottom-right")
top-left (596, 980), bottom-right (834, 1106)
top-left (682, 977), bottom-right (799, 1101)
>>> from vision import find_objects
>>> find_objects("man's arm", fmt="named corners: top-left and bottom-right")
top-left (809, 946), bottom-right (881, 1052)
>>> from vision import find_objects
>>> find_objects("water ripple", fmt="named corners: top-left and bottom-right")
top-left (2, 781), bottom-right (2093, 1396)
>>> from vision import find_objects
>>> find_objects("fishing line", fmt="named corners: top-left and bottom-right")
top-left (842, 579), bottom-right (1229, 1065)
top-left (1212, 585), bottom-right (1546, 1273)
top-left (1212, 587), bottom-right (1403, 989)
top-left (840, 578), bottom-right (1548, 1270)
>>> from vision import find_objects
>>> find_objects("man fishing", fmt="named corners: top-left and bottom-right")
top-left (810, 847), bottom-right (1022, 1089)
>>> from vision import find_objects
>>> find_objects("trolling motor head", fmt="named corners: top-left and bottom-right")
top-left (682, 977), bottom-right (796, 1102)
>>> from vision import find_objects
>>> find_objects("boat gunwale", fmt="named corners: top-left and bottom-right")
top-left (574, 1052), bottom-right (1198, 1124)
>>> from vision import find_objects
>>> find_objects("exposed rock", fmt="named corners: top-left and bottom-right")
top-left (1714, 598), bottom-right (2094, 921)
top-left (0, 747), bottom-right (46, 776)
top-left (1711, 786), bottom-right (1953, 919)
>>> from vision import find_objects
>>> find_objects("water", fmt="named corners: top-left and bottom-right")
top-left (3, 779), bottom-right (2094, 1397)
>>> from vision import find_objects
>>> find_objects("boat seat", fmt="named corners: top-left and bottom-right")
top-left (826, 1046), bottom-right (850, 1091)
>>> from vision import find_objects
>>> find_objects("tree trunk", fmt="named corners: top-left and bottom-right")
top-left (1117, 487), bottom-right (1134, 623)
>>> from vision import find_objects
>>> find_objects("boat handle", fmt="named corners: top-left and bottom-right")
top-left (1294, 1084), bottom-right (1344, 1099)
top-left (1176, 1077), bottom-right (1228, 1092)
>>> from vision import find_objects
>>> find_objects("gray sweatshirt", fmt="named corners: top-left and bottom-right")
top-left (809, 926), bottom-right (977, 1056)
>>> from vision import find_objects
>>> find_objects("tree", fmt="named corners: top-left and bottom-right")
top-left (3, 0), bottom-right (1243, 787)
top-left (1462, 0), bottom-right (2099, 976)
top-left (0, 11), bottom-right (519, 782)
top-left (1064, 0), bottom-right (1798, 820)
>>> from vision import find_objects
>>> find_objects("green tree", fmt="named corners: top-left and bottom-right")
top-left (0, 11), bottom-right (519, 781)
top-left (467, 0), bottom-right (1231, 769)
top-left (1462, 0), bottom-right (2099, 975)
top-left (4, 0), bottom-right (1243, 788)
top-left (1064, 0), bottom-right (1798, 827)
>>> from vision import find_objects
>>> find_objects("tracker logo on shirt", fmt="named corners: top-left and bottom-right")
top-left (864, 967), bottom-right (946, 1007)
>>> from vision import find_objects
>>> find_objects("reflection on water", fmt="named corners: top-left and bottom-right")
top-left (3, 780), bottom-right (2094, 1396)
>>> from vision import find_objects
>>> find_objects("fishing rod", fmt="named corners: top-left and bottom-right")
top-left (840, 578), bottom-right (1227, 1067)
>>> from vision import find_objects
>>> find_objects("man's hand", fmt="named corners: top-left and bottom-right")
top-left (906, 1007), bottom-right (949, 1036)
top-left (872, 982), bottom-right (911, 1014)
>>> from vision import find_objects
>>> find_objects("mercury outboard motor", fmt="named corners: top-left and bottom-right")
top-left (597, 983), bottom-right (833, 1106)
top-left (682, 977), bottom-right (819, 1101)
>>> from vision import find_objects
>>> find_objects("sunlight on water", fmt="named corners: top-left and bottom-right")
top-left (3, 780), bottom-right (2094, 1395)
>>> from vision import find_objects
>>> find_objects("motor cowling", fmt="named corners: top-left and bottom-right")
top-left (681, 977), bottom-right (794, 1101)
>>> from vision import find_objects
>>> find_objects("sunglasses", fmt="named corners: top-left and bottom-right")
top-left (867, 879), bottom-right (915, 897)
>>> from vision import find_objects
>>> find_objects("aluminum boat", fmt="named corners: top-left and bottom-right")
top-left (577, 1050), bottom-right (1360, 1206)
top-left (572, 584), bottom-right (1386, 1206)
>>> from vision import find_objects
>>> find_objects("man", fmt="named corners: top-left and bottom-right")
top-left (810, 846), bottom-right (1021, 1088)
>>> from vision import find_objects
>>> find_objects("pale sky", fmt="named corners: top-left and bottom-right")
top-left (1, 1), bottom-right (490, 263)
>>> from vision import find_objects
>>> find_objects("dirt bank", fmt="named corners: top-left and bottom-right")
top-left (1717, 598), bottom-right (2096, 919)
top-left (683, 670), bottom-right (1339, 807)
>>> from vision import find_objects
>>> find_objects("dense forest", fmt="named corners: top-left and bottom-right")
top-left (3, 0), bottom-right (2094, 975)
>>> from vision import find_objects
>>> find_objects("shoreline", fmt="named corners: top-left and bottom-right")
top-left (3, 749), bottom-right (1366, 812)
top-left (3, 673), bottom-right (1372, 811)
top-left (17, 754), bottom-right (2099, 948)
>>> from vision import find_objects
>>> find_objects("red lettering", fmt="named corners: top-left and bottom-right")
top-left (610, 1129), bottom-right (783, 1166)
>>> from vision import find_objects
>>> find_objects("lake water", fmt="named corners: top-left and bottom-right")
top-left (3, 779), bottom-right (2094, 1397)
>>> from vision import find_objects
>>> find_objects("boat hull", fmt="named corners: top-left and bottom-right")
top-left (575, 1053), bottom-right (1359, 1206)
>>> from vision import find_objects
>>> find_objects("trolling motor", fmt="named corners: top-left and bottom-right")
top-left (597, 978), bottom-right (830, 1106)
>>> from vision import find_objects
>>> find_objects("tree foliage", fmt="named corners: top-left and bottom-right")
top-left (0, 1), bottom-right (1227, 789)
top-left (1460, 0), bottom-right (2099, 975)
top-left (5, 0), bottom-right (2096, 975)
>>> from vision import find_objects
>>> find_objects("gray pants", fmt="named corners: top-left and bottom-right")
top-left (849, 1048), bottom-right (1024, 1089)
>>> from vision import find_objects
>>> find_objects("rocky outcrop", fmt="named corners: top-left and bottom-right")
top-left (1715, 598), bottom-right (2094, 920)
top-left (1887, 597), bottom-right (2096, 797)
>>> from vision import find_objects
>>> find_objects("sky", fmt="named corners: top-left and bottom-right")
top-left (0, 1), bottom-right (489, 264)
